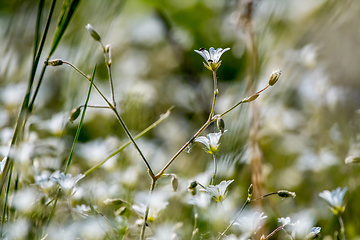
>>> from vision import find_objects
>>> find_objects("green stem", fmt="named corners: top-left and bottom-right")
top-left (0, 165), bottom-right (13, 234)
top-left (140, 179), bottom-right (157, 240)
top-left (64, 65), bottom-right (96, 174)
top-left (84, 106), bottom-right (173, 176)
top-left (61, 61), bottom-right (155, 179)
top-left (190, 205), bottom-right (199, 240)
top-left (211, 155), bottom-right (217, 185)
top-left (217, 199), bottom-right (250, 240)
top-left (262, 225), bottom-right (285, 240)
top-left (209, 70), bottom-right (218, 120)
top-left (338, 214), bottom-right (345, 240)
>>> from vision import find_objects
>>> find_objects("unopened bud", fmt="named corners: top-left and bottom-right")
top-left (188, 181), bottom-right (197, 190)
top-left (69, 107), bottom-right (82, 123)
top-left (268, 69), bottom-right (282, 86)
top-left (345, 156), bottom-right (360, 164)
top-left (171, 174), bottom-right (179, 192)
top-left (247, 184), bottom-right (253, 200)
top-left (242, 94), bottom-right (259, 103)
top-left (85, 24), bottom-right (101, 42)
top-left (277, 190), bottom-right (296, 198)
top-left (217, 117), bottom-right (225, 134)
top-left (47, 59), bottom-right (63, 66)
top-left (103, 198), bottom-right (125, 205)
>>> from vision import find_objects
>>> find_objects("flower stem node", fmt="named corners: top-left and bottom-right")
top-left (242, 94), bottom-right (259, 103)
top-left (47, 59), bottom-right (63, 66)
top-left (345, 156), bottom-right (360, 164)
top-left (69, 106), bottom-right (82, 123)
top-left (247, 184), bottom-right (253, 200)
top-left (194, 47), bottom-right (230, 72)
top-left (277, 190), bottom-right (296, 198)
top-left (85, 24), bottom-right (101, 42)
top-left (268, 69), bottom-right (282, 86)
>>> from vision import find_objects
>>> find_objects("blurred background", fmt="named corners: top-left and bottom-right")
top-left (0, 0), bottom-right (359, 239)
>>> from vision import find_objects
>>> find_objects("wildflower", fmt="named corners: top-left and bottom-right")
top-left (34, 170), bottom-right (58, 195)
top-left (195, 131), bottom-right (226, 155)
top-left (194, 47), bottom-right (230, 71)
top-left (51, 171), bottom-right (85, 195)
top-left (306, 227), bottom-right (321, 240)
top-left (268, 69), bottom-right (282, 86)
top-left (278, 217), bottom-right (292, 226)
top-left (234, 211), bottom-right (267, 238)
top-left (202, 179), bottom-right (234, 202)
top-left (319, 187), bottom-right (347, 214)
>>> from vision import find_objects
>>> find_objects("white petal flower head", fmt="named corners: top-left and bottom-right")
top-left (234, 211), bottom-right (267, 237)
top-left (51, 172), bottom-right (85, 195)
top-left (195, 131), bottom-right (226, 155)
top-left (194, 47), bottom-right (230, 71)
top-left (278, 217), bottom-right (292, 226)
top-left (203, 179), bottom-right (234, 202)
top-left (319, 187), bottom-right (347, 214)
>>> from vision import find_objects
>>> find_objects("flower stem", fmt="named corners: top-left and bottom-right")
top-left (217, 198), bottom-right (251, 240)
top-left (262, 225), bottom-right (285, 240)
top-left (209, 70), bottom-right (218, 120)
top-left (84, 106), bottom-right (173, 176)
top-left (211, 155), bottom-right (217, 185)
top-left (338, 214), bottom-right (345, 240)
top-left (140, 178), bottom-right (157, 240)
top-left (190, 205), bottom-right (199, 240)
top-left (61, 61), bottom-right (155, 179)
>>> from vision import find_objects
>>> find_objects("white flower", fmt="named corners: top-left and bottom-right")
top-left (306, 227), bottom-right (321, 239)
top-left (195, 131), bottom-right (226, 155)
top-left (234, 211), bottom-right (267, 238)
top-left (202, 179), bottom-right (234, 202)
top-left (51, 171), bottom-right (85, 195)
top-left (34, 170), bottom-right (57, 195)
top-left (319, 187), bottom-right (347, 214)
top-left (194, 47), bottom-right (230, 71)
top-left (132, 191), bottom-right (169, 222)
top-left (278, 217), bottom-right (292, 226)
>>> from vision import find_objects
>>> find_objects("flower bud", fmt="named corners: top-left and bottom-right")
top-left (171, 174), bottom-right (179, 192)
top-left (242, 94), bottom-right (259, 103)
top-left (85, 24), bottom-right (101, 42)
top-left (217, 117), bottom-right (225, 134)
top-left (277, 190), bottom-right (296, 198)
top-left (103, 198), bottom-right (125, 205)
top-left (69, 107), bottom-right (82, 123)
top-left (247, 184), bottom-right (253, 200)
top-left (188, 181), bottom-right (197, 190)
top-left (345, 156), bottom-right (360, 164)
top-left (268, 69), bottom-right (282, 86)
top-left (47, 59), bottom-right (63, 66)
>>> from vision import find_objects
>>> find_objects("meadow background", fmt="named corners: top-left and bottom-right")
top-left (0, 0), bottom-right (359, 239)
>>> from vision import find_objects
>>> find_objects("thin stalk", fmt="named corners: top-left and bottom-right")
top-left (217, 199), bottom-right (250, 240)
top-left (42, 189), bottom-right (60, 238)
top-left (190, 205), bottom-right (199, 240)
top-left (102, 45), bottom-right (116, 107)
top-left (64, 65), bottom-right (96, 174)
top-left (84, 106), bottom-right (173, 176)
top-left (33, 0), bottom-right (45, 58)
top-left (140, 179), bottom-right (157, 240)
top-left (156, 120), bottom-right (212, 178)
top-left (60, 60), bottom-right (155, 178)
top-left (262, 225), bottom-right (285, 240)
top-left (209, 70), bottom-right (218, 120)
top-left (338, 214), bottom-right (345, 240)
top-left (0, 166), bottom-right (13, 234)
top-left (211, 155), bottom-right (217, 185)
top-left (28, 0), bottom-right (58, 112)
